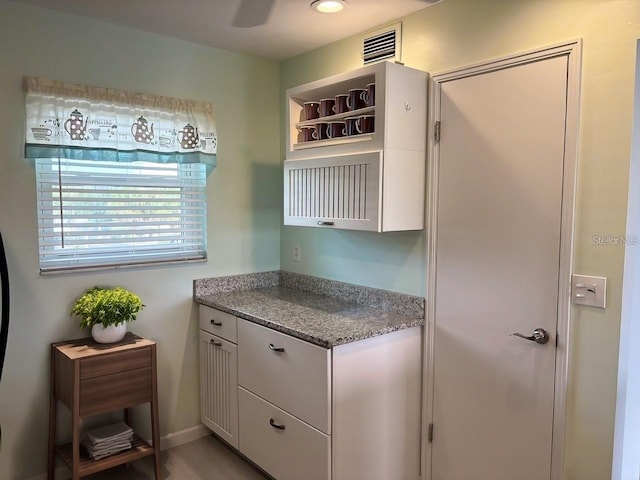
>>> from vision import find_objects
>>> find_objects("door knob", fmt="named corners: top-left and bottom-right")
top-left (511, 328), bottom-right (549, 345)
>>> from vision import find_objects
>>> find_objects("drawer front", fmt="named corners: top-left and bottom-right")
top-left (237, 319), bottom-right (331, 433)
top-left (80, 367), bottom-right (152, 416)
top-left (80, 347), bottom-right (151, 379)
top-left (199, 305), bottom-right (237, 343)
top-left (238, 387), bottom-right (330, 480)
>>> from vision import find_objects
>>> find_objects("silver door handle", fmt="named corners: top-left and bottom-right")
top-left (511, 328), bottom-right (549, 345)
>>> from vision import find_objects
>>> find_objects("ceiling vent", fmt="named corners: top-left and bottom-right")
top-left (362, 23), bottom-right (402, 65)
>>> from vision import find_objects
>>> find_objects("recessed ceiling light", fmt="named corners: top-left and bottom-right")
top-left (310, 0), bottom-right (348, 14)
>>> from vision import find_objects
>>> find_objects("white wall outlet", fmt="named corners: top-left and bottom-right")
top-left (293, 244), bottom-right (301, 262)
top-left (572, 274), bottom-right (607, 308)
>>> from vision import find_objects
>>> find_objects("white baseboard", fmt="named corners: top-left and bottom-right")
top-left (157, 424), bottom-right (210, 451)
top-left (23, 424), bottom-right (211, 480)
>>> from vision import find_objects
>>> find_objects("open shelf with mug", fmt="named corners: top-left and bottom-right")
top-left (294, 106), bottom-right (375, 127)
top-left (285, 61), bottom-right (427, 161)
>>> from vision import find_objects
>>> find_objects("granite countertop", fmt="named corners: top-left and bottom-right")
top-left (194, 284), bottom-right (424, 349)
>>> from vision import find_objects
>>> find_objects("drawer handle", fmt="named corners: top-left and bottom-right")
top-left (317, 221), bottom-right (334, 226)
top-left (268, 343), bottom-right (285, 353)
top-left (210, 319), bottom-right (223, 327)
top-left (269, 418), bottom-right (285, 430)
top-left (210, 339), bottom-right (222, 347)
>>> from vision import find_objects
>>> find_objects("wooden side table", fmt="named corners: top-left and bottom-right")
top-left (47, 333), bottom-right (161, 480)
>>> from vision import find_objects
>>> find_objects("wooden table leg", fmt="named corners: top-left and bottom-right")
top-left (72, 361), bottom-right (81, 480)
top-left (124, 407), bottom-right (133, 427)
top-left (47, 347), bottom-right (56, 480)
top-left (151, 344), bottom-right (162, 480)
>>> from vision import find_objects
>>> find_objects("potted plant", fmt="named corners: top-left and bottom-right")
top-left (71, 286), bottom-right (144, 343)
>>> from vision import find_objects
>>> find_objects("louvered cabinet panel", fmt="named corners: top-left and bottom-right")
top-left (284, 152), bottom-right (381, 231)
top-left (199, 330), bottom-right (238, 449)
top-left (288, 164), bottom-right (369, 220)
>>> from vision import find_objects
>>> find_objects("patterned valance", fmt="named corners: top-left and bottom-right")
top-left (23, 76), bottom-right (217, 172)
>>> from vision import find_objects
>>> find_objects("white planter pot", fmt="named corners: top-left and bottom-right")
top-left (91, 323), bottom-right (127, 344)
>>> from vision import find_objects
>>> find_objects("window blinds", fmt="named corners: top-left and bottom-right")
top-left (35, 158), bottom-right (207, 273)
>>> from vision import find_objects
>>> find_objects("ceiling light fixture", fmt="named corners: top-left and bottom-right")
top-left (310, 0), bottom-right (348, 14)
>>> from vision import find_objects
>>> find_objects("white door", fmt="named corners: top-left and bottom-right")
top-left (430, 54), bottom-right (571, 480)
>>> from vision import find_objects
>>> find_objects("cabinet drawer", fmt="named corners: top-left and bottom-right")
top-left (238, 387), bottom-right (330, 480)
top-left (80, 347), bottom-right (151, 379)
top-left (238, 320), bottom-right (331, 433)
top-left (80, 367), bottom-right (152, 417)
top-left (199, 305), bottom-right (237, 343)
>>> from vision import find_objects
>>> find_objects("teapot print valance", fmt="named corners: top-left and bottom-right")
top-left (23, 76), bottom-right (217, 173)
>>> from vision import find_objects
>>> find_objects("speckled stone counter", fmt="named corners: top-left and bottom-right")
top-left (194, 272), bottom-right (424, 348)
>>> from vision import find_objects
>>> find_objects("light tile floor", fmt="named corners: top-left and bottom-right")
top-left (82, 435), bottom-right (271, 480)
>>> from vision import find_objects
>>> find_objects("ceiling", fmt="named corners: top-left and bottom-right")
top-left (9, 0), bottom-right (441, 60)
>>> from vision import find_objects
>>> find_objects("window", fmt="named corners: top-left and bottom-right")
top-left (24, 76), bottom-right (218, 273)
top-left (35, 158), bottom-right (207, 273)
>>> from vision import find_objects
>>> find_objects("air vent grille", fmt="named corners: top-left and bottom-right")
top-left (363, 24), bottom-right (401, 64)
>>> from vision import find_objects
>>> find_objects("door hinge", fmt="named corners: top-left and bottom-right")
top-left (434, 121), bottom-right (441, 143)
top-left (428, 423), bottom-right (434, 442)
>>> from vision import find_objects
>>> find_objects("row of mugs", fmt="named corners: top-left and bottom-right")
top-left (303, 82), bottom-right (375, 121)
top-left (298, 115), bottom-right (375, 142)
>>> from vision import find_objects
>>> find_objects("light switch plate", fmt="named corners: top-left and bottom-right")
top-left (572, 274), bottom-right (607, 308)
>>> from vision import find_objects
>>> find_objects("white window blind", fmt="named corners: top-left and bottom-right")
top-left (35, 158), bottom-right (207, 273)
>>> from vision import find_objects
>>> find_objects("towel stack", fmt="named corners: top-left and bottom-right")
top-left (81, 421), bottom-right (134, 460)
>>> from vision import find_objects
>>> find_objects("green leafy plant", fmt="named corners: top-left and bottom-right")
top-left (71, 287), bottom-right (145, 328)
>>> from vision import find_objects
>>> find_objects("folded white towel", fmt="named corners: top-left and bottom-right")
top-left (80, 421), bottom-right (135, 459)
top-left (81, 421), bottom-right (133, 447)
top-left (83, 441), bottom-right (132, 460)
top-left (82, 432), bottom-right (133, 448)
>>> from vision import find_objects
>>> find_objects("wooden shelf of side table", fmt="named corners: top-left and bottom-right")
top-left (47, 333), bottom-right (161, 480)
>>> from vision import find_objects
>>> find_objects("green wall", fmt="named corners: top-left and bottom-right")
top-left (0, 3), bottom-right (281, 478)
top-left (280, 0), bottom-right (640, 478)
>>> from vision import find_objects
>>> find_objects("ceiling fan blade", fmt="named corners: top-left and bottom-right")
top-left (233, 0), bottom-right (275, 28)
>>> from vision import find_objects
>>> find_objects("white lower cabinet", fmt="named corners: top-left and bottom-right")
top-left (199, 331), bottom-right (239, 448)
top-left (199, 306), bottom-right (239, 449)
top-left (199, 307), bottom-right (422, 480)
top-left (238, 387), bottom-right (330, 480)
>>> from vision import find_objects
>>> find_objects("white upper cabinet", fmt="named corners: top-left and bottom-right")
top-left (284, 61), bottom-right (428, 232)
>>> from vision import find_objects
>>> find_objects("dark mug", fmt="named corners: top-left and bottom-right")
top-left (327, 121), bottom-right (347, 139)
top-left (315, 122), bottom-right (330, 140)
top-left (345, 116), bottom-right (360, 136)
top-left (364, 82), bottom-right (376, 107)
top-left (303, 101), bottom-right (320, 121)
top-left (319, 98), bottom-right (335, 117)
top-left (334, 94), bottom-right (349, 114)
top-left (358, 115), bottom-right (375, 134)
top-left (347, 88), bottom-right (367, 111)
top-left (298, 125), bottom-right (317, 142)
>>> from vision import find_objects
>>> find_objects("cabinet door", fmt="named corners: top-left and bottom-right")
top-left (284, 151), bottom-right (381, 231)
top-left (199, 330), bottom-right (238, 449)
